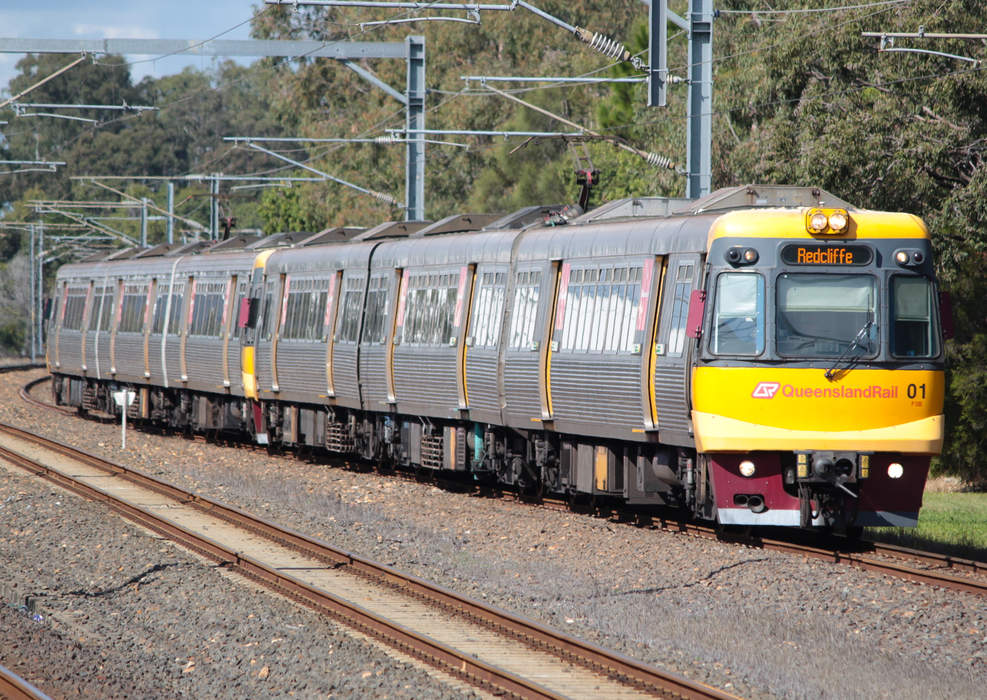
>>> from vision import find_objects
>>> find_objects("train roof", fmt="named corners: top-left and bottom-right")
top-left (54, 184), bottom-right (876, 280)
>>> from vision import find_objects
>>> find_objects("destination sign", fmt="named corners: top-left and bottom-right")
top-left (781, 244), bottom-right (872, 266)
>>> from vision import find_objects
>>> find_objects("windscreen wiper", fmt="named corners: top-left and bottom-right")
top-left (825, 319), bottom-right (874, 380)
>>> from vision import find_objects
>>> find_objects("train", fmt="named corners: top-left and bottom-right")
top-left (45, 184), bottom-right (947, 531)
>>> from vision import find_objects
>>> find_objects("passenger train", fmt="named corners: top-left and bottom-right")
top-left (46, 185), bottom-right (947, 531)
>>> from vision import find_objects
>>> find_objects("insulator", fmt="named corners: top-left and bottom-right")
top-left (646, 152), bottom-right (674, 170)
top-left (588, 32), bottom-right (631, 62)
top-left (374, 135), bottom-right (399, 145)
top-left (371, 191), bottom-right (399, 206)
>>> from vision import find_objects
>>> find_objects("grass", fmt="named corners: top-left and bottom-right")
top-left (866, 491), bottom-right (987, 561)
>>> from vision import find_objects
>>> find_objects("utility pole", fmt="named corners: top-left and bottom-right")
top-left (210, 176), bottom-right (220, 240)
top-left (167, 181), bottom-right (175, 244)
top-left (29, 224), bottom-right (36, 362)
top-left (140, 198), bottom-right (148, 247)
top-left (37, 223), bottom-right (45, 361)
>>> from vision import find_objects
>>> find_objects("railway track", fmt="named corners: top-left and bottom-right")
top-left (0, 419), bottom-right (735, 700)
top-left (0, 665), bottom-right (52, 700)
top-left (18, 371), bottom-right (987, 599)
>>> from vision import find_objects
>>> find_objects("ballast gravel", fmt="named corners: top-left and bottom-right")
top-left (1, 367), bottom-right (984, 699)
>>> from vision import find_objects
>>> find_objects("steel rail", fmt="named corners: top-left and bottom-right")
top-left (18, 371), bottom-right (985, 597)
top-left (0, 665), bottom-right (53, 700)
top-left (0, 419), bottom-right (734, 700)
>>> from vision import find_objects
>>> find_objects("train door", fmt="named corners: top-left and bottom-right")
top-left (500, 261), bottom-right (559, 428)
top-left (142, 280), bottom-right (155, 380)
top-left (179, 276), bottom-right (194, 382)
top-left (652, 254), bottom-right (703, 446)
top-left (109, 279), bottom-right (122, 376)
top-left (454, 264), bottom-right (477, 411)
top-left (463, 265), bottom-right (507, 425)
top-left (80, 282), bottom-right (95, 374)
top-left (220, 275), bottom-right (237, 391)
top-left (384, 268), bottom-right (404, 405)
top-left (330, 269), bottom-right (367, 410)
top-left (324, 270), bottom-right (342, 398)
top-left (270, 273), bottom-right (288, 393)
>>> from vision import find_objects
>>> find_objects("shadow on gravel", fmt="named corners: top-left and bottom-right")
top-left (67, 562), bottom-right (188, 598)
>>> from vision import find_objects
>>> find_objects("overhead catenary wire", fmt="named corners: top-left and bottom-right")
top-left (479, 82), bottom-right (678, 172)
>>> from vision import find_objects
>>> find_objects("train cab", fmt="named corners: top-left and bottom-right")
top-left (690, 203), bottom-right (946, 529)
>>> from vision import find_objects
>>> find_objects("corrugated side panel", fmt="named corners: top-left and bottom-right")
top-left (227, 338), bottom-right (243, 395)
top-left (148, 335), bottom-right (166, 386)
top-left (358, 344), bottom-right (389, 411)
top-left (275, 343), bottom-right (326, 400)
top-left (654, 365), bottom-right (690, 435)
top-left (333, 344), bottom-right (360, 407)
top-left (59, 331), bottom-right (84, 374)
top-left (83, 332), bottom-right (98, 374)
top-left (503, 354), bottom-right (541, 424)
top-left (113, 334), bottom-right (145, 382)
top-left (98, 339), bottom-right (112, 379)
top-left (164, 340), bottom-right (182, 387)
top-left (185, 337), bottom-right (225, 393)
top-left (255, 344), bottom-right (273, 392)
top-left (551, 356), bottom-right (641, 428)
top-left (393, 348), bottom-right (458, 415)
top-left (464, 352), bottom-right (499, 414)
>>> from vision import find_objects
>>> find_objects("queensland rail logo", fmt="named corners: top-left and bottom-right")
top-left (751, 381), bottom-right (781, 399)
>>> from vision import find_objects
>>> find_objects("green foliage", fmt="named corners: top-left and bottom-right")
top-left (867, 492), bottom-right (987, 560)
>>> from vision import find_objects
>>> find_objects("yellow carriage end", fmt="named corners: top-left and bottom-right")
top-left (707, 208), bottom-right (930, 248)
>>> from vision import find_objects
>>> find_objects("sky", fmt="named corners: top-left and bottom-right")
top-left (0, 1), bottom-right (262, 96)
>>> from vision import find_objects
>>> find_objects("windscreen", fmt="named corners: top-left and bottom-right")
top-left (776, 273), bottom-right (877, 358)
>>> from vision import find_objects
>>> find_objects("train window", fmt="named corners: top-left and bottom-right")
top-left (260, 280), bottom-right (278, 342)
top-left (775, 274), bottom-right (876, 358)
top-left (470, 271), bottom-right (506, 349)
top-left (891, 276), bottom-right (938, 358)
top-left (282, 278), bottom-right (329, 342)
top-left (508, 270), bottom-right (542, 350)
top-left (362, 275), bottom-right (390, 344)
top-left (151, 287), bottom-right (168, 335)
top-left (666, 263), bottom-right (695, 357)
top-left (189, 281), bottom-right (226, 337)
top-left (712, 273), bottom-right (765, 356)
top-left (337, 276), bottom-right (365, 343)
top-left (62, 288), bottom-right (88, 331)
top-left (167, 283), bottom-right (185, 336)
top-left (558, 265), bottom-right (642, 354)
top-left (401, 271), bottom-right (458, 346)
top-left (119, 283), bottom-right (149, 333)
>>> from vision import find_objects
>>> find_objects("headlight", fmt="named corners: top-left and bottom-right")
top-left (808, 211), bottom-right (829, 233)
top-left (828, 210), bottom-right (849, 233)
top-left (739, 460), bottom-right (756, 477)
top-left (887, 462), bottom-right (904, 479)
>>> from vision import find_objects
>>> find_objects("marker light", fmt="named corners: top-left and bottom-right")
top-left (743, 248), bottom-right (759, 263)
top-left (887, 462), bottom-right (904, 479)
top-left (739, 460), bottom-right (756, 477)
top-left (895, 251), bottom-right (910, 264)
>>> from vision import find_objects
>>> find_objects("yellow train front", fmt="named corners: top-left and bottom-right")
top-left (691, 205), bottom-right (945, 530)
